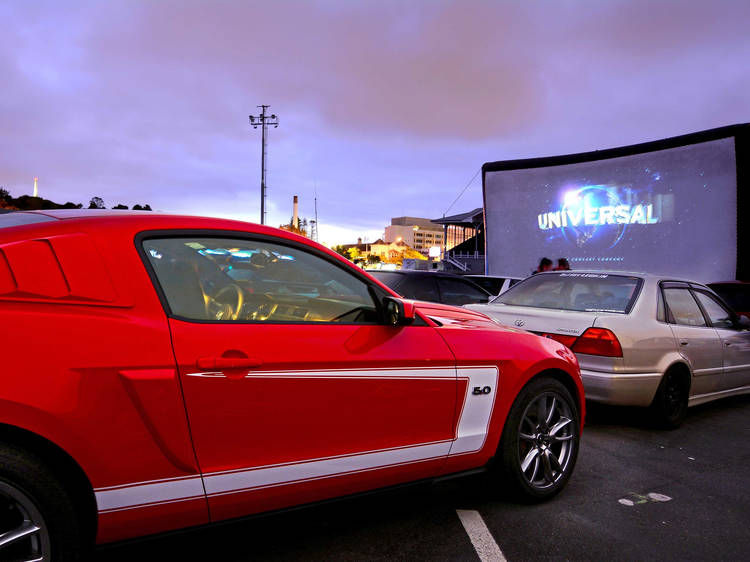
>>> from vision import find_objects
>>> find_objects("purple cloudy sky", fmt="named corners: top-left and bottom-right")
top-left (2, 0), bottom-right (749, 245)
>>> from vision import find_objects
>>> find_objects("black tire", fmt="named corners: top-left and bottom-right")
top-left (497, 377), bottom-right (580, 502)
top-left (0, 443), bottom-right (87, 561)
top-left (650, 370), bottom-right (689, 429)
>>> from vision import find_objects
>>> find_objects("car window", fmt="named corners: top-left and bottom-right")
top-left (663, 288), bottom-right (707, 327)
top-left (398, 275), bottom-right (440, 302)
top-left (437, 277), bottom-right (489, 305)
top-left (693, 291), bottom-right (734, 329)
top-left (367, 271), bottom-right (403, 289)
top-left (496, 273), bottom-right (640, 313)
top-left (143, 237), bottom-right (379, 323)
top-left (468, 277), bottom-right (504, 295)
top-left (657, 288), bottom-right (666, 322)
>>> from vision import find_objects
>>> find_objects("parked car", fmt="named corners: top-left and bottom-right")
top-left (0, 210), bottom-right (583, 559)
top-left (465, 271), bottom-right (750, 428)
top-left (708, 281), bottom-right (750, 319)
top-left (367, 270), bottom-right (492, 305)
top-left (465, 274), bottom-right (524, 297)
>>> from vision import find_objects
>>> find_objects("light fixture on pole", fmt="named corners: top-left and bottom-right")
top-left (249, 105), bottom-right (279, 225)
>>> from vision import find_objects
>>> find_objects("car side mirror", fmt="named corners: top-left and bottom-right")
top-left (383, 296), bottom-right (416, 326)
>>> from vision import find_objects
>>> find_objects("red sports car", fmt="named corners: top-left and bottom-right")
top-left (0, 210), bottom-right (584, 560)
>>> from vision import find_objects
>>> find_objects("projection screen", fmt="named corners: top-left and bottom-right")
top-left (483, 125), bottom-right (749, 283)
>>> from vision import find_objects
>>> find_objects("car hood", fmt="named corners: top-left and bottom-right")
top-left (414, 300), bottom-right (526, 332)
top-left (464, 302), bottom-right (599, 337)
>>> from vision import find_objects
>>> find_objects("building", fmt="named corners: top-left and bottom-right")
top-left (431, 208), bottom-right (485, 274)
top-left (334, 236), bottom-right (428, 267)
top-left (384, 216), bottom-right (444, 256)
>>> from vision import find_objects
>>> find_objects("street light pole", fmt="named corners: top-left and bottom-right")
top-left (249, 105), bottom-right (279, 225)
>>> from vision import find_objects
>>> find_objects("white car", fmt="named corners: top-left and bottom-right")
top-left (466, 271), bottom-right (750, 427)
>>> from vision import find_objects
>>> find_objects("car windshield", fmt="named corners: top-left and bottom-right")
top-left (493, 272), bottom-right (642, 313)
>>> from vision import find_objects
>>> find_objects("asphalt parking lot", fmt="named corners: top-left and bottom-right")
top-left (96, 395), bottom-right (750, 561)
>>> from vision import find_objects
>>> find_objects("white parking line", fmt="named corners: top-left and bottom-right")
top-left (456, 509), bottom-right (507, 562)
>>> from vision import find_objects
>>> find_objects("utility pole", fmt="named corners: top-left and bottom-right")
top-left (249, 105), bottom-right (279, 225)
top-left (311, 185), bottom-right (319, 242)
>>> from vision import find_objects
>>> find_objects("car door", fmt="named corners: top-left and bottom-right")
top-left (141, 234), bottom-right (458, 522)
top-left (662, 283), bottom-right (724, 397)
top-left (692, 289), bottom-right (750, 390)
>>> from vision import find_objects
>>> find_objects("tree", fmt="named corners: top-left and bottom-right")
top-left (88, 197), bottom-right (105, 209)
top-left (282, 216), bottom-right (309, 236)
top-left (0, 187), bottom-right (10, 202)
top-left (112, 204), bottom-right (128, 210)
top-left (332, 245), bottom-right (352, 260)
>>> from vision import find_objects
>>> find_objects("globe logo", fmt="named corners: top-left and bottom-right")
top-left (559, 185), bottom-right (627, 250)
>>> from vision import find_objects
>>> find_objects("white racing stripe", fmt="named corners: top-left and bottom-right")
top-left (96, 475), bottom-right (205, 513)
top-left (456, 509), bottom-right (507, 562)
top-left (96, 365), bottom-right (499, 513)
top-left (450, 367), bottom-right (499, 456)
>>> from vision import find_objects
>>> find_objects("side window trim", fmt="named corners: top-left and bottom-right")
top-left (135, 229), bottom-right (389, 325)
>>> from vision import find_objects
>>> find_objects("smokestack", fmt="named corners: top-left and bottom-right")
top-left (293, 195), bottom-right (299, 229)
top-left (33, 177), bottom-right (38, 198)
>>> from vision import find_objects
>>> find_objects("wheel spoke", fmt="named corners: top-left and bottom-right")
top-left (519, 432), bottom-right (536, 442)
top-left (529, 456), bottom-right (540, 482)
top-left (549, 417), bottom-right (572, 437)
top-left (0, 521), bottom-right (41, 548)
top-left (545, 397), bottom-right (557, 424)
top-left (542, 449), bottom-right (564, 483)
top-left (541, 450), bottom-right (556, 483)
top-left (551, 434), bottom-right (574, 442)
top-left (521, 446), bottom-right (540, 472)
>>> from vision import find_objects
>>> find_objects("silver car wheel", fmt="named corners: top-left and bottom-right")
top-left (0, 479), bottom-right (51, 562)
top-left (517, 391), bottom-right (576, 490)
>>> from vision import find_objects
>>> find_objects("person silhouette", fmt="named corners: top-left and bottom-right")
top-left (533, 257), bottom-right (553, 274)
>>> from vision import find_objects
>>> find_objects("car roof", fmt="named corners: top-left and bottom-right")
top-left (369, 269), bottom-right (468, 278)
top-left (528, 270), bottom-right (710, 285)
top-left (0, 210), bottom-right (328, 251)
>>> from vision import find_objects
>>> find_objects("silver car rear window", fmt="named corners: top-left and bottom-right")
top-left (494, 273), bottom-right (642, 313)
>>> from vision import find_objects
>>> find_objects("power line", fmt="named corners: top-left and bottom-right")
top-left (443, 167), bottom-right (481, 217)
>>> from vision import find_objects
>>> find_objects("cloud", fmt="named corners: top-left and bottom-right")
top-left (1, 0), bottom-right (748, 241)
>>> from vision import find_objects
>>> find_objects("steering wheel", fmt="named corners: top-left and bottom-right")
top-left (248, 293), bottom-right (278, 321)
top-left (205, 284), bottom-right (244, 321)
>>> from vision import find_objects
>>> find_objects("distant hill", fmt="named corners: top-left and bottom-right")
top-left (0, 189), bottom-right (150, 211)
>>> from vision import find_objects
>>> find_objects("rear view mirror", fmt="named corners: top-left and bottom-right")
top-left (383, 297), bottom-right (416, 326)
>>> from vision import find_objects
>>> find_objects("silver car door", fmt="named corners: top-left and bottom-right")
top-left (693, 290), bottom-right (750, 390)
top-left (662, 286), bottom-right (724, 397)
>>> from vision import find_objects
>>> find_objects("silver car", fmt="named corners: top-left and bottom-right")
top-left (465, 271), bottom-right (750, 427)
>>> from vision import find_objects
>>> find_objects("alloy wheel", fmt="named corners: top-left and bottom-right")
top-left (517, 391), bottom-right (576, 490)
top-left (0, 479), bottom-right (50, 562)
